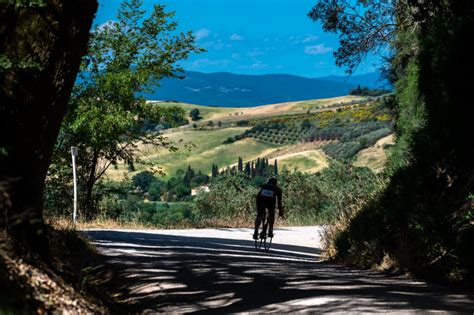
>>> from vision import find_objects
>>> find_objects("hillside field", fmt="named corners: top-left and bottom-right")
top-left (107, 95), bottom-right (394, 181)
top-left (151, 95), bottom-right (365, 125)
top-left (107, 128), bottom-right (277, 180)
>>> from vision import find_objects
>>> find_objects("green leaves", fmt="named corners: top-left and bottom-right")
top-left (48, 0), bottom-right (201, 218)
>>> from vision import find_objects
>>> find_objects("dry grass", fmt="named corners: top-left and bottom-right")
top-left (49, 216), bottom-right (154, 231)
top-left (0, 250), bottom-right (106, 314)
top-left (0, 222), bottom-right (108, 314)
top-left (354, 134), bottom-right (395, 173)
top-left (374, 253), bottom-right (399, 272)
top-left (276, 150), bottom-right (329, 174)
top-left (47, 216), bottom-right (301, 231)
top-left (198, 95), bottom-right (364, 124)
top-left (150, 96), bottom-right (365, 128)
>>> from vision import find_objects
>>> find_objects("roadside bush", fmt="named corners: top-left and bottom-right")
top-left (316, 161), bottom-right (385, 258)
top-left (194, 174), bottom-right (257, 225)
top-left (277, 170), bottom-right (324, 225)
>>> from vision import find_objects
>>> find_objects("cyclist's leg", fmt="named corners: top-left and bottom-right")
top-left (267, 205), bottom-right (276, 237)
top-left (254, 202), bottom-right (265, 238)
top-left (261, 206), bottom-right (270, 236)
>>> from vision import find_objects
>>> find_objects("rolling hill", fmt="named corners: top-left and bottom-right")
top-left (318, 72), bottom-right (391, 89)
top-left (152, 95), bottom-right (365, 126)
top-left (145, 71), bottom-right (389, 107)
top-left (107, 96), bottom-right (394, 181)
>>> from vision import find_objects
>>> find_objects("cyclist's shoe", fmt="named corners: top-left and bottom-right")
top-left (252, 233), bottom-right (259, 240)
top-left (267, 232), bottom-right (274, 238)
top-left (259, 231), bottom-right (267, 239)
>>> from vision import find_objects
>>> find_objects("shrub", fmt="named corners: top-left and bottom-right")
top-left (236, 120), bottom-right (249, 126)
top-left (132, 171), bottom-right (156, 191)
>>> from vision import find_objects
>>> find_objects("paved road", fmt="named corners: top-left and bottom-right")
top-left (86, 227), bottom-right (474, 314)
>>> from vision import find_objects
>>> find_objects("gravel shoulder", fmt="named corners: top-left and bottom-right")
top-left (85, 227), bottom-right (474, 314)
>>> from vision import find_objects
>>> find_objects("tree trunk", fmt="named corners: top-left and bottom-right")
top-left (0, 0), bottom-right (98, 260)
top-left (84, 150), bottom-right (99, 220)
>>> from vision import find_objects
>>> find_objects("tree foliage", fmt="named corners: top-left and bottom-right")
top-left (311, 0), bottom-right (474, 285)
top-left (48, 0), bottom-right (201, 218)
top-left (189, 108), bottom-right (202, 121)
top-left (308, 0), bottom-right (398, 73)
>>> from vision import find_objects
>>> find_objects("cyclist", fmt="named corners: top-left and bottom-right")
top-left (253, 178), bottom-right (284, 240)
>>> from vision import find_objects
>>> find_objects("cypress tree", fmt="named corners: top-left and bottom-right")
top-left (245, 162), bottom-right (251, 176)
top-left (211, 164), bottom-right (217, 178)
top-left (238, 157), bottom-right (243, 172)
top-left (274, 159), bottom-right (278, 175)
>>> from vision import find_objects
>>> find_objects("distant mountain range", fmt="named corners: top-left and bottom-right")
top-left (146, 71), bottom-right (391, 107)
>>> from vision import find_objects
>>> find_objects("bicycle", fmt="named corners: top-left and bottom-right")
top-left (254, 214), bottom-right (274, 251)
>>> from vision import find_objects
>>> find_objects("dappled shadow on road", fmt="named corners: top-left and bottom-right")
top-left (85, 230), bottom-right (474, 314)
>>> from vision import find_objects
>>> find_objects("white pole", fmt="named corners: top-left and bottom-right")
top-left (71, 147), bottom-right (78, 224)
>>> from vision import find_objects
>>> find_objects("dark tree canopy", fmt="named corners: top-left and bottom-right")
top-left (308, 0), bottom-right (398, 73)
top-left (314, 0), bottom-right (474, 285)
top-left (190, 108), bottom-right (202, 121)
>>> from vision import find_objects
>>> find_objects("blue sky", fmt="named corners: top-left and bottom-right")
top-left (94, 0), bottom-right (382, 78)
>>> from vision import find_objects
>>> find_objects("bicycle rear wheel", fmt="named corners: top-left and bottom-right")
top-left (264, 236), bottom-right (273, 251)
top-left (255, 217), bottom-right (268, 251)
top-left (255, 236), bottom-right (264, 250)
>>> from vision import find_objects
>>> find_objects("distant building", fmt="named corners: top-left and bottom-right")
top-left (191, 185), bottom-right (210, 196)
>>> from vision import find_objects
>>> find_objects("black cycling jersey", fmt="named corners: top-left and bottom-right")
top-left (257, 183), bottom-right (282, 210)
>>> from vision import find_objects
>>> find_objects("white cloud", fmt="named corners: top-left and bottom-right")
top-left (194, 28), bottom-right (211, 41)
top-left (238, 60), bottom-right (269, 70)
top-left (230, 33), bottom-right (245, 41)
top-left (304, 44), bottom-right (333, 55)
top-left (231, 53), bottom-right (240, 60)
top-left (218, 87), bottom-right (252, 93)
top-left (200, 39), bottom-right (230, 50)
top-left (185, 87), bottom-right (201, 93)
top-left (289, 34), bottom-right (320, 45)
top-left (190, 58), bottom-right (230, 69)
top-left (247, 49), bottom-right (264, 58)
top-left (302, 35), bottom-right (319, 43)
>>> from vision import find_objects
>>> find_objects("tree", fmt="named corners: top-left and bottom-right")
top-left (301, 120), bottom-right (313, 130)
top-left (211, 164), bottom-right (219, 178)
top-left (238, 157), bottom-right (243, 172)
top-left (218, 121), bottom-right (222, 127)
top-left (147, 180), bottom-right (164, 201)
top-left (190, 108), bottom-right (201, 121)
top-left (132, 171), bottom-right (156, 192)
top-left (207, 120), bottom-right (215, 128)
top-left (308, 0), bottom-right (398, 73)
top-left (274, 159), bottom-right (279, 176)
top-left (184, 165), bottom-right (195, 184)
top-left (312, 0), bottom-right (474, 283)
top-left (0, 0), bottom-right (97, 258)
top-left (50, 0), bottom-right (201, 217)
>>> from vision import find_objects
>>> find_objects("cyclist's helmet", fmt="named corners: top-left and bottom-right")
top-left (268, 178), bottom-right (277, 185)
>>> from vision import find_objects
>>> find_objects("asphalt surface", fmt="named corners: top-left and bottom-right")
top-left (86, 227), bottom-right (474, 314)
